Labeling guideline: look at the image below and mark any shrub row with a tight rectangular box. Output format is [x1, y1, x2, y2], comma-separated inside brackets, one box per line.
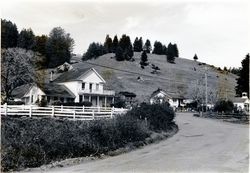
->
[1, 103, 175, 171]
[1, 115, 149, 171]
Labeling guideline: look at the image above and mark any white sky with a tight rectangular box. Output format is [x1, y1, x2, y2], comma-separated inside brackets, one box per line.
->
[1, 0, 250, 68]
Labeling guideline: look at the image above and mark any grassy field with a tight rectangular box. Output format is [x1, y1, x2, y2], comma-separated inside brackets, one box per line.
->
[48, 53, 237, 103]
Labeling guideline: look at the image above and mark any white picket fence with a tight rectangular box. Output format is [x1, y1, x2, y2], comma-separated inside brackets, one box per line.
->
[0, 104, 128, 120]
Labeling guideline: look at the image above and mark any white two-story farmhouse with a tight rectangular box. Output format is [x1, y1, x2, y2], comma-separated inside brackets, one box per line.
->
[12, 68, 115, 107]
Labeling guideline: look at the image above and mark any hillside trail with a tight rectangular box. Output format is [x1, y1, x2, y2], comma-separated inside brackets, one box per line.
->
[26, 113, 249, 173]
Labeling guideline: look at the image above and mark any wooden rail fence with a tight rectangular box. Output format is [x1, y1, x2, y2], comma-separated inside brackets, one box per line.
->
[0, 104, 128, 120]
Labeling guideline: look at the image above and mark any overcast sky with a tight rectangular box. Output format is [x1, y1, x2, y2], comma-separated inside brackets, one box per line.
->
[1, 0, 249, 68]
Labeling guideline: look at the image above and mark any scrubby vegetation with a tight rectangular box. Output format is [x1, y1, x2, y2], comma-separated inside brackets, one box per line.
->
[1, 103, 177, 172]
[214, 99, 234, 113]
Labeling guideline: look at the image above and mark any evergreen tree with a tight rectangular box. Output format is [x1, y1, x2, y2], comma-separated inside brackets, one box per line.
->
[140, 50, 148, 66]
[17, 28, 36, 50]
[138, 37, 143, 52]
[112, 35, 119, 53]
[82, 42, 106, 60]
[133, 37, 140, 52]
[1, 19, 18, 48]
[143, 39, 152, 53]
[46, 27, 74, 68]
[34, 35, 48, 55]
[166, 43, 175, 63]
[235, 54, 249, 97]
[193, 54, 198, 61]
[118, 34, 134, 61]
[115, 46, 124, 61]
[162, 45, 168, 54]
[152, 41, 163, 55]
[172, 43, 179, 57]
[104, 34, 113, 53]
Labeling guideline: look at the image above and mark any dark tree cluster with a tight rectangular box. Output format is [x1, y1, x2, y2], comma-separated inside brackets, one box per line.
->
[235, 54, 249, 97]
[83, 42, 106, 60]
[133, 37, 143, 52]
[1, 19, 74, 68]
[140, 50, 149, 68]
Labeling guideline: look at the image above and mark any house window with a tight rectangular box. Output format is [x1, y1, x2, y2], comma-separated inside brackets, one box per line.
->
[60, 97, 64, 102]
[82, 83, 85, 90]
[47, 96, 50, 103]
[54, 97, 58, 101]
[79, 95, 83, 102]
[96, 84, 99, 91]
[89, 83, 93, 92]
[31, 95, 33, 103]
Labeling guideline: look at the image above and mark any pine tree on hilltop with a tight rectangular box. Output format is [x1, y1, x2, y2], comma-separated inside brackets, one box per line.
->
[112, 35, 119, 53]
[133, 37, 139, 52]
[193, 54, 198, 61]
[115, 46, 124, 61]
[140, 50, 148, 67]
[138, 37, 143, 52]
[143, 39, 152, 53]
[104, 34, 113, 53]
[152, 41, 163, 55]
[172, 44, 179, 57]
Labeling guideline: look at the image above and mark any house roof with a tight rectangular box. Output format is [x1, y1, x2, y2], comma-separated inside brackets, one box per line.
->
[232, 97, 249, 103]
[11, 84, 33, 98]
[40, 83, 75, 98]
[150, 88, 172, 99]
[53, 67, 105, 83]
[12, 83, 75, 98]
[119, 91, 136, 97]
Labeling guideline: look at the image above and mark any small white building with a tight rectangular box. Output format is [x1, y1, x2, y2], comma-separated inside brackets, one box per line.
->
[12, 68, 115, 107]
[149, 88, 184, 109]
[232, 92, 249, 112]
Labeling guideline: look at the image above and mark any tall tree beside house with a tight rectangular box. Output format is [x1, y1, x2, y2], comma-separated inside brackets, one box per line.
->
[112, 35, 119, 53]
[46, 27, 74, 68]
[235, 53, 249, 97]
[104, 34, 113, 53]
[1, 48, 36, 103]
[17, 28, 36, 50]
[1, 19, 18, 48]
[143, 39, 152, 53]
[34, 35, 48, 56]
[193, 54, 198, 61]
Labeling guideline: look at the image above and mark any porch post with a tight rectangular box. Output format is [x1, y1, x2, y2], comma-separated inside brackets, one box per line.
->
[89, 95, 91, 102]
[112, 97, 115, 104]
[104, 96, 107, 108]
[97, 96, 100, 107]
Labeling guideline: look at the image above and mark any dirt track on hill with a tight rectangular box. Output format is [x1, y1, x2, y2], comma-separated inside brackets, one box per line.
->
[27, 113, 249, 173]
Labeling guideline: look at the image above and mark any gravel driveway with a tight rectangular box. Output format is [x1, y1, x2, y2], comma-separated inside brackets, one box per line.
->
[28, 113, 249, 173]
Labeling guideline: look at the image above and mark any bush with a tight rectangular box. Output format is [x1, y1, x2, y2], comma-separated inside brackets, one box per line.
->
[126, 103, 175, 131]
[214, 100, 234, 113]
[6, 100, 25, 105]
[52, 101, 92, 107]
[1, 115, 149, 171]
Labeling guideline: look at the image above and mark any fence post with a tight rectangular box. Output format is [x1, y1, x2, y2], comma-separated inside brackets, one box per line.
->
[82, 105, 85, 112]
[4, 103, 7, 116]
[98, 106, 100, 113]
[73, 110, 76, 120]
[92, 110, 95, 120]
[61, 105, 63, 112]
[51, 106, 54, 117]
[111, 106, 114, 118]
[29, 105, 32, 117]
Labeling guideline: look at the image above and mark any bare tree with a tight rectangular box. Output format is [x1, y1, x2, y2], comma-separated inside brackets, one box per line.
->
[1, 48, 37, 103]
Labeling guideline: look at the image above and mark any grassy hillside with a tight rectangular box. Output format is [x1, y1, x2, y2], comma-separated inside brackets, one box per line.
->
[56, 53, 237, 103]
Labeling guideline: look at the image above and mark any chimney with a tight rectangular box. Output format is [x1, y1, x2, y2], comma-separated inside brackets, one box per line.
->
[50, 71, 53, 83]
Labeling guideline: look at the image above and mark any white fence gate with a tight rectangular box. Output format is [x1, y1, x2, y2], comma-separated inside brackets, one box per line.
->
[0, 104, 128, 120]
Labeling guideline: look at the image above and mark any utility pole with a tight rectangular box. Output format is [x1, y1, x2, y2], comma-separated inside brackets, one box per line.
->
[205, 67, 208, 112]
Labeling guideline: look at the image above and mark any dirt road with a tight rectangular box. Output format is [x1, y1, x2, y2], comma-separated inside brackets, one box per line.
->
[33, 113, 249, 172]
